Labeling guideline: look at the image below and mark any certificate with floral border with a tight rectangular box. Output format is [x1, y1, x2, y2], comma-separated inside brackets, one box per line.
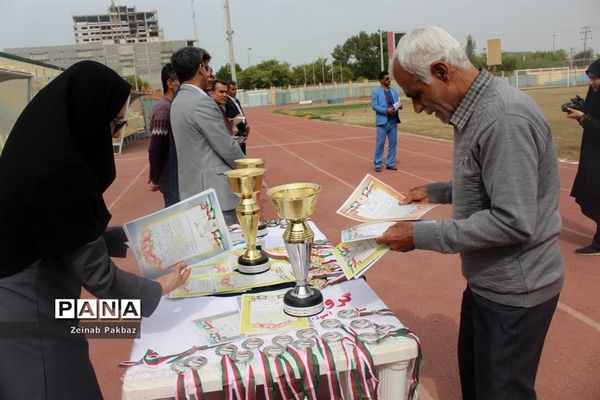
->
[190, 311, 245, 346]
[333, 239, 389, 279]
[123, 188, 232, 279]
[340, 221, 396, 242]
[239, 289, 309, 335]
[336, 174, 437, 222]
[168, 259, 296, 298]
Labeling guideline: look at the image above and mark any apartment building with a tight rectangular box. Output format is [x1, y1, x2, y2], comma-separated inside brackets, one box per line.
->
[73, 2, 163, 44]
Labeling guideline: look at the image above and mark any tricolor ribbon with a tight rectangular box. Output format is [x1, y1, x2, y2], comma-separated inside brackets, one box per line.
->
[353, 337, 379, 399]
[119, 346, 200, 368]
[258, 351, 277, 400]
[191, 368, 205, 400]
[390, 328, 423, 400]
[221, 355, 245, 400]
[286, 345, 318, 400]
[231, 360, 256, 400]
[175, 372, 188, 400]
[274, 354, 303, 400]
[173, 368, 206, 400]
[315, 336, 343, 399]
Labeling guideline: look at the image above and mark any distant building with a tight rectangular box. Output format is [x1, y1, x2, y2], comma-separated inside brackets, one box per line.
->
[0, 52, 64, 153]
[6, 40, 196, 89]
[72, 2, 163, 45]
[5, 2, 196, 89]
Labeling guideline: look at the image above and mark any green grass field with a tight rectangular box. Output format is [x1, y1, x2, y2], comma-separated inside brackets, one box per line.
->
[274, 85, 588, 161]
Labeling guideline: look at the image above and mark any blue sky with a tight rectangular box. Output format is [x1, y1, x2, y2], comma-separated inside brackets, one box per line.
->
[1, 0, 598, 70]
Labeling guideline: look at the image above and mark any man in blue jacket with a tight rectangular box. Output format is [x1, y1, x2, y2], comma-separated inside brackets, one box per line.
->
[371, 70, 402, 172]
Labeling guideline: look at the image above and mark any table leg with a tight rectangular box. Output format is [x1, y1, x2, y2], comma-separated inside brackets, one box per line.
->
[338, 360, 411, 400]
[377, 360, 411, 400]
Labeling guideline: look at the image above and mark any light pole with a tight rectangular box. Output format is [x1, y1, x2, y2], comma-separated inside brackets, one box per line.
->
[191, 0, 198, 43]
[247, 47, 252, 66]
[223, 0, 236, 81]
[552, 34, 556, 51]
[379, 27, 384, 71]
[320, 52, 325, 84]
[303, 63, 307, 86]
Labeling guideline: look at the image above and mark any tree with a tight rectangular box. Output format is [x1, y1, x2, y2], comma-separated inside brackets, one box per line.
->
[465, 35, 476, 61]
[573, 49, 595, 67]
[215, 63, 242, 81]
[331, 31, 385, 80]
[124, 75, 149, 91]
[237, 60, 292, 89]
[290, 64, 309, 86]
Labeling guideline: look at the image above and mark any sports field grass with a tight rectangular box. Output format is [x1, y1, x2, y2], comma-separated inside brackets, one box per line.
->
[274, 85, 588, 161]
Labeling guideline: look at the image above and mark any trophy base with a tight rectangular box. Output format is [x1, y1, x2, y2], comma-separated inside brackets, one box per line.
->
[237, 247, 270, 275]
[283, 290, 324, 317]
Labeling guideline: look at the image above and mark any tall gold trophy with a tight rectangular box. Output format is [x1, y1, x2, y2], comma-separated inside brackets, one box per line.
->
[224, 168, 270, 274]
[266, 183, 324, 317]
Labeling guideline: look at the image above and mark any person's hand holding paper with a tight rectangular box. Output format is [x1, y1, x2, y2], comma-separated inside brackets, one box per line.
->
[375, 222, 415, 252]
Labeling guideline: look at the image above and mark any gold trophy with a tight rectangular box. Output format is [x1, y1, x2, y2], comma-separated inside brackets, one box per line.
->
[266, 183, 324, 317]
[235, 158, 265, 169]
[234, 158, 267, 233]
[224, 168, 270, 274]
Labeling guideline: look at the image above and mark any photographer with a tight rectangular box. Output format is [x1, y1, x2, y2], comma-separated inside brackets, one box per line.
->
[566, 58, 600, 256]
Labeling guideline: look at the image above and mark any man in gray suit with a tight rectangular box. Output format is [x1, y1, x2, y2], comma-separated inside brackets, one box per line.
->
[170, 47, 245, 225]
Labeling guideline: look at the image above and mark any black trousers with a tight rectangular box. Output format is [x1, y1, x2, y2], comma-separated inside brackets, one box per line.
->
[458, 287, 559, 400]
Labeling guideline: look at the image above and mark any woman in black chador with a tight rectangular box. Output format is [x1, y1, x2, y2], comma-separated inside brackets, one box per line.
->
[0, 61, 189, 399]
[567, 58, 600, 255]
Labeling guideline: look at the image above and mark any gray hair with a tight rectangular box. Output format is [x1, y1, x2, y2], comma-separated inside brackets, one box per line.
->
[393, 26, 471, 84]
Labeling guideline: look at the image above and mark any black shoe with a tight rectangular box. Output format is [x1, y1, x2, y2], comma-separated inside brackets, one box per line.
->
[575, 245, 600, 256]
[374, 167, 382, 172]
[386, 165, 398, 170]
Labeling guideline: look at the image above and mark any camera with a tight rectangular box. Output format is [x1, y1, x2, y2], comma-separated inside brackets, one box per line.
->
[561, 95, 585, 112]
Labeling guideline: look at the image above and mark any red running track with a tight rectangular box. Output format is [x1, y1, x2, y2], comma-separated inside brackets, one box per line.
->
[95, 105, 599, 399]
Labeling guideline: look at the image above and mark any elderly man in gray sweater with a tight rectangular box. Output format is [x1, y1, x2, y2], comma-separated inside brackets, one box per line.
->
[377, 26, 564, 400]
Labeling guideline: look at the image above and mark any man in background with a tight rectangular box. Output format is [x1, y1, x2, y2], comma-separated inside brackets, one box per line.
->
[147, 63, 180, 207]
[376, 25, 564, 400]
[211, 79, 235, 136]
[225, 80, 249, 154]
[371, 70, 401, 172]
[170, 47, 245, 225]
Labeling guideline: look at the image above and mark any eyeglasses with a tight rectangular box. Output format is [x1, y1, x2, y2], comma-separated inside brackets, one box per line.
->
[112, 117, 127, 135]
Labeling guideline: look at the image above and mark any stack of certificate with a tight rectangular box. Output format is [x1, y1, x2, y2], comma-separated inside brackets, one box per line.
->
[334, 174, 437, 279]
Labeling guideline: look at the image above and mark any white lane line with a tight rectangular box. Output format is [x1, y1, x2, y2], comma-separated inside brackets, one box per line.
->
[319, 139, 437, 183]
[264, 112, 581, 169]
[562, 225, 592, 240]
[258, 121, 453, 165]
[256, 119, 577, 192]
[115, 155, 149, 162]
[557, 302, 600, 333]
[107, 164, 148, 211]
[252, 127, 356, 189]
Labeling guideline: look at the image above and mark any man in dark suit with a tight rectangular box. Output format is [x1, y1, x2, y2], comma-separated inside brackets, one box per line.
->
[371, 70, 402, 172]
[225, 80, 249, 154]
[170, 47, 245, 225]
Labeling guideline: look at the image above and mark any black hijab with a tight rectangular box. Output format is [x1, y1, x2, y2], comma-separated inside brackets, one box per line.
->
[586, 58, 600, 79]
[0, 61, 131, 277]
[584, 59, 600, 119]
